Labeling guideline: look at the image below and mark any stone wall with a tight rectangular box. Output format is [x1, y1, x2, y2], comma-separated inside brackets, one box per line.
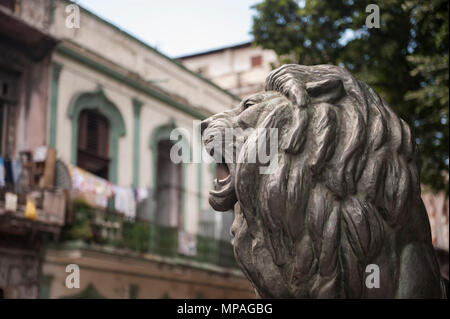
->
[0, 246, 41, 299]
[42, 245, 255, 299]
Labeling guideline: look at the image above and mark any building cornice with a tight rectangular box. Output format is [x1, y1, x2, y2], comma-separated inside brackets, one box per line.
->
[177, 41, 253, 60]
[59, 0, 241, 102]
[55, 41, 211, 120]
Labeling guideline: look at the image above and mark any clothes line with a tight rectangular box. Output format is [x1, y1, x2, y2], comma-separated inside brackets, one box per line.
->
[1, 152, 150, 220]
[67, 163, 149, 219]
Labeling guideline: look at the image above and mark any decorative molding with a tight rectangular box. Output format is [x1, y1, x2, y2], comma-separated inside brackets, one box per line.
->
[132, 98, 143, 187]
[132, 98, 143, 116]
[67, 87, 126, 184]
[60, 0, 240, 102]
[48, 0, 56, 26]
[49, 62, 62, 148]
[46, 240, 245, 277]
[56, 44, 209, 120]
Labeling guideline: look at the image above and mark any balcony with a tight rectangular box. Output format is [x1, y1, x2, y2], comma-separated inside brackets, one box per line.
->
[0, 188, 65, 238]
[61, 200, 238, 269]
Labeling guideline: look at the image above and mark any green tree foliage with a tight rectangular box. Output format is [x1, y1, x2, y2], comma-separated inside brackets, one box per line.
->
[251, 0, 449, 193]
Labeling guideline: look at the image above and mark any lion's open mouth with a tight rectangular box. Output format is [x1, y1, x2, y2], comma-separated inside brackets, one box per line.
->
[216, 163, 229, 180]
[208, 157, 237, 212]
[212, 163, 232, 196]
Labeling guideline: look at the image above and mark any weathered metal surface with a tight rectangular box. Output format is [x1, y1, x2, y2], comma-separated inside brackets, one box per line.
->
[202, 64, 446, 298]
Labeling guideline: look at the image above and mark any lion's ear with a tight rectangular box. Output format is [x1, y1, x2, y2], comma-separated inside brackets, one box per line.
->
[283, 109, 308, 154]
[306, 78, 345, 104]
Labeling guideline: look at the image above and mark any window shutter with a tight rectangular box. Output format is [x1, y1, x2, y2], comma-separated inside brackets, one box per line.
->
[85, 112, 100, 153]
[77, 110, 110, 179]
[78, 110, 109, 157]
[251, 55, 263, 68]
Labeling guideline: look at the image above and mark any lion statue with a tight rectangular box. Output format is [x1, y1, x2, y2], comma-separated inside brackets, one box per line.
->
[201, 64, 446, 298]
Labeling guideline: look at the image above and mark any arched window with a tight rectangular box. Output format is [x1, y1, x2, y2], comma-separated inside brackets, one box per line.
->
[77, 110, 110, 179]
[68, 87, 126, 183]
[155, 139, 183, 228]
[149, 122, 190, 229]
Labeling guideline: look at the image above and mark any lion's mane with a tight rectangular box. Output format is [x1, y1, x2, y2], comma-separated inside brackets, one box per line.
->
[232, 64, 442, 298]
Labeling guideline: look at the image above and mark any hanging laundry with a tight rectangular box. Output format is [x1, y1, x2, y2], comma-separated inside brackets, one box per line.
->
[25, 197, 37, 221]
[178, 230, 197, 256]
[0, 157, 5, 188]
[137, 187, 149, 202]
[4, 159, 13, 185]
[11, 160, 22, 193]
[68, 164, 113, 209]
[4, 192, 18, 212]
[112, 185, 136, 220]
[33, 145, 48, 162]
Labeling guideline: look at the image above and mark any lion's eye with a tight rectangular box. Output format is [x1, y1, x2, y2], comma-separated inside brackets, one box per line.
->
[243, 101, 255, 110]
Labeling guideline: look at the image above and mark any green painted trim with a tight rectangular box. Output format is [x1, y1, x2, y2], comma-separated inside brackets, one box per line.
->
[129, 284, 139, 299]
[149, 121, 190, 233]
[60, 0, 240, 102]
[132, 98, 143, 187]
[49, 0, 56, 26]
[67, 86, 126, 184]
[49, 62, 62, 148]
[56, 44, 209, 120]
[39, 274, 53, 299]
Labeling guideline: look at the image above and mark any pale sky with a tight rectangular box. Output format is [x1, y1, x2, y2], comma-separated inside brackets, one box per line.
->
[75, 0, 260, 58]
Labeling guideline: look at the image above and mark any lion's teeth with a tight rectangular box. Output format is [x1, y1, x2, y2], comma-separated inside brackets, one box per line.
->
[217, 174, 231, 186]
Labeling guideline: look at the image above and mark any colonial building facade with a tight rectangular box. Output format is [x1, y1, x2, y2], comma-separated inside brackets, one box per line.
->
[0, 0, 254, 298]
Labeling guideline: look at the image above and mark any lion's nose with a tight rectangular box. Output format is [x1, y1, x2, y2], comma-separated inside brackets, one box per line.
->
[200, 119, 210, 135]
